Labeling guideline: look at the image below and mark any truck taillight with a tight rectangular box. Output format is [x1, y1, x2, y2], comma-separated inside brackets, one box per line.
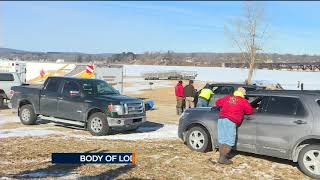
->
[108, 104, 113, 112]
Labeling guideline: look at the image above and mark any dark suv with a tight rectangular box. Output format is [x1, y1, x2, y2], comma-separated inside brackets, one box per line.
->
[179, 90, 320, 178]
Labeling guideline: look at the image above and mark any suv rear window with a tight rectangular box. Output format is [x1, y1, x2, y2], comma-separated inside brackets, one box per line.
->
[213, 86, 234, 95]
[244, 87, 257, 92]
[266, 96, 306, 116]
[0, 73, 14, 81]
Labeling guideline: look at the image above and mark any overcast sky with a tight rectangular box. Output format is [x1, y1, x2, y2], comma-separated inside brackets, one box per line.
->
[2, 1, 320, 55]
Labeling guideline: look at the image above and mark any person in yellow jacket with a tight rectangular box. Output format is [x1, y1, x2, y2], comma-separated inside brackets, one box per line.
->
[197, 83, 214, 107]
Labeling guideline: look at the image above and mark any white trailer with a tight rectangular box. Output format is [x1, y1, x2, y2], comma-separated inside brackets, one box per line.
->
[0, 61, 124, 94]
[0, 61, 27, 83]
[94, 64, 124, 94]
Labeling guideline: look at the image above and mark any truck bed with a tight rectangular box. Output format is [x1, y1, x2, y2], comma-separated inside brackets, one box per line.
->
[10, 84, 43, 113]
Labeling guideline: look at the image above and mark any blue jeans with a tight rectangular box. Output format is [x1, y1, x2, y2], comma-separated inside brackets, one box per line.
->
[197, 98, 208, 107]
[218, 118, 236, 146]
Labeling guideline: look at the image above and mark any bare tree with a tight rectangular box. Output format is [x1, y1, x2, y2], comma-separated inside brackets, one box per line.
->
[225, 2, 270, 84]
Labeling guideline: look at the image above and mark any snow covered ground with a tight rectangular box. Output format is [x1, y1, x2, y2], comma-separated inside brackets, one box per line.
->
[124, 65, 320, 90]
[0, 114, 20, 126]
[0, 115, 178, 141]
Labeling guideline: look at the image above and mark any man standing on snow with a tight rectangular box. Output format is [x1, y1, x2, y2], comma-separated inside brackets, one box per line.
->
[215, 87, 253, 165]
[175, 80, 184, 115]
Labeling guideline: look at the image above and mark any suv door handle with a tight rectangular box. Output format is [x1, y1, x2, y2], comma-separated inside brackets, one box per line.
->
[294, 120, 307, 125]
[57, 97, 63, 100]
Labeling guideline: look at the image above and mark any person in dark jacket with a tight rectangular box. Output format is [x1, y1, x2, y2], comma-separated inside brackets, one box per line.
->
[215, 87, 253, 165]
[184, 80, 195, 109]
[175, 80, 184, 115]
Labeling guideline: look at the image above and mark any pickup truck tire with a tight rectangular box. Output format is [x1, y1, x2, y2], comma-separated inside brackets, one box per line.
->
[186, 126, 211, 153]
[298, 144, 320, 179]
[19, 104, 37, 125]
[88, 112, 110, 136]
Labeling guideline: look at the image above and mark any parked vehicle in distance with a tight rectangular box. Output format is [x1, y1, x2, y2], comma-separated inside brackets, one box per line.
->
[0, 72, 23, 107]
[10, 76, 146, 135]
[194, 83, 266, 106]
[143, 71, 197, 80]
[178, 90, 320, 178]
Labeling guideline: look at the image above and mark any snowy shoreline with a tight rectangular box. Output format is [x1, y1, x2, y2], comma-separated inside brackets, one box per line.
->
[124, 65, 320, 90]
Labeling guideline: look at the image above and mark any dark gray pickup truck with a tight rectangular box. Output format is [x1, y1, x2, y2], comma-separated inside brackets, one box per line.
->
[10, 76, 146, 136]
[179, 90, 320, 178]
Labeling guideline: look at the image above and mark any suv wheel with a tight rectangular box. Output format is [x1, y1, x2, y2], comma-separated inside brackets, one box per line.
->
[186, 126, 211, 152]
[298, 144, 320, 179]
[88, 112, 110, 136]
[19, 104, 37, 125]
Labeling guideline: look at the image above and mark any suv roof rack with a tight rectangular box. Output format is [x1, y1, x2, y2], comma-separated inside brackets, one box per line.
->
[250, 89, 320, 95]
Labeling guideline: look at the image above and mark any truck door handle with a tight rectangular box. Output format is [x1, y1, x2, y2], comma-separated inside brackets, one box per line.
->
[294, 120, 307, 124]
[57, 97, 63, 100]
[40, 94, 46, 98]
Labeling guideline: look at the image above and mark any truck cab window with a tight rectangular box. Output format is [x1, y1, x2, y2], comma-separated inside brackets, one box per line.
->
[266, 96, 306, 116]
[45, 78, 61, 92]
[96, 81, 118, 95]
[82, 83, 94, 95]
[63, 81, 80, 97]
[80, 80, 119, 96]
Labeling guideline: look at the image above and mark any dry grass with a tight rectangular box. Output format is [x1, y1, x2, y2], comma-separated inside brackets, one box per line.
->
[0, 136, 309, 179]
[0, 79, 311, 179]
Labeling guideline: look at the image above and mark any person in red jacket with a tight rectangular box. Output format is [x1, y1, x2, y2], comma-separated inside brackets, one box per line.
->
[175, 80, 184, 115]
[215, 87, 253, 165]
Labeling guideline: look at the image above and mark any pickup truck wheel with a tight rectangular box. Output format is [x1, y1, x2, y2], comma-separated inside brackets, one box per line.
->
[186, 126, 211, 152]
[88, 112, 110, 136]
[298, 144, 320, 179]
[19, 104, 37, 125]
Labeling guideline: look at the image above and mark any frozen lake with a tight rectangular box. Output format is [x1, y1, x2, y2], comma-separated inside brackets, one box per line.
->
[124, 65, 320, 90]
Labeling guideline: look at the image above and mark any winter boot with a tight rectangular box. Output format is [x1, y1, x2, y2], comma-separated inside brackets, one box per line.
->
[226, 148, 236, 159]
[176, 108, 183, 115]
[218, 144, 233, 165]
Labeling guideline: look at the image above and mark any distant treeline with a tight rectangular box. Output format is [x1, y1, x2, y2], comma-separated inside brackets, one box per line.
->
[1, 48, 320, 66]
